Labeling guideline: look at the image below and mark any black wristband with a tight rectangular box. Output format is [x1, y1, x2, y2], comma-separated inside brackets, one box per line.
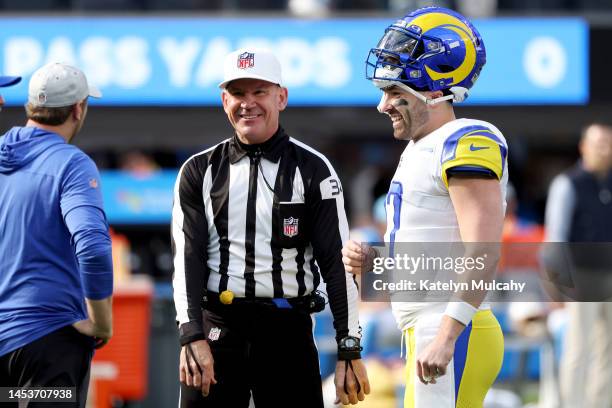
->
[178, 321, 205, 346]
[180, 333, 206, 347]
[338, 349, 362, 361]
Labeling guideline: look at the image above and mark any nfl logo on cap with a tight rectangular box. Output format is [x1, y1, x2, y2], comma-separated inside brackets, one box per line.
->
[237, 52, 255, 69]
[219, 48, 282, 89]
[283, 217, 299, 238]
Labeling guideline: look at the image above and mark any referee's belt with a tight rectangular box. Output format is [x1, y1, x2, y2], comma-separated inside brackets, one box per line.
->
[205, 291, 324, 313]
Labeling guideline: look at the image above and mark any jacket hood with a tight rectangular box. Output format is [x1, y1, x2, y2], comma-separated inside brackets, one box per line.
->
[0, 126, 65, 173]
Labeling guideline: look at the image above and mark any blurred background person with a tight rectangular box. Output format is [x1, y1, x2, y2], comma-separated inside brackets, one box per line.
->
[324, 195, 403, 407]
[118, 150, 160, 177]
[544, 123, 612, 408]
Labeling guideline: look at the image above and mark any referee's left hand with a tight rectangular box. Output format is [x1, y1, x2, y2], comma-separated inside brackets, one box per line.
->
[334, 359, 370, 405]
[179, 340, 217, 396]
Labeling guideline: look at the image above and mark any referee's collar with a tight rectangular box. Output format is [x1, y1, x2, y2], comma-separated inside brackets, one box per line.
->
[229, 127, 288, 164]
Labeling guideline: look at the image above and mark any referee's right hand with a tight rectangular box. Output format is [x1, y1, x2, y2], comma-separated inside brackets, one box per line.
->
[180, 339, 217, 397]
[342, 240, 377, 275]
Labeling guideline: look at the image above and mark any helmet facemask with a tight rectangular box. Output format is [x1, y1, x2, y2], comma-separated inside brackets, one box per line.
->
[366, 8, 486, 104]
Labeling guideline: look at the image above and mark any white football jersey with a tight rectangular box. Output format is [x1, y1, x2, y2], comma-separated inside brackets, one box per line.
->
[384, 118, 508, 330]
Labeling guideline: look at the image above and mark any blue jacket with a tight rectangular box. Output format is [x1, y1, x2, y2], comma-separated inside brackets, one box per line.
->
[0, 126, 113, 356]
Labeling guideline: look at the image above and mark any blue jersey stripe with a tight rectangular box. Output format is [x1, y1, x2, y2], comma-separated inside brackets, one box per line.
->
[387, 181, 403, 257]
[453, 322, 473, 404]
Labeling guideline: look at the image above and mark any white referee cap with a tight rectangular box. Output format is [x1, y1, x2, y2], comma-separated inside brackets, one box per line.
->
[28, 62, 101, 108]
[218, 48, 283, 89]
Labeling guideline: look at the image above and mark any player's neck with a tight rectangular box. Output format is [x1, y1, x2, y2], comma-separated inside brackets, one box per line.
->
[415, 107, 456, 142]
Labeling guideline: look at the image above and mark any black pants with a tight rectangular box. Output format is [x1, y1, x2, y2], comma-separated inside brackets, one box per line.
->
[180, 301, 324, 408]
[0, 325, 95, 408]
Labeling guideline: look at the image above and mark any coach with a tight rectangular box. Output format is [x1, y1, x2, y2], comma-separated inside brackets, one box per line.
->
[545, 123, 612, 408]
[172, 48, 369, 407]
[0, 63, 113, 407]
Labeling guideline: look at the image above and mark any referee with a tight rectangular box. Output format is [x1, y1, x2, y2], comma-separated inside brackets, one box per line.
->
[172, 49, 370, 407]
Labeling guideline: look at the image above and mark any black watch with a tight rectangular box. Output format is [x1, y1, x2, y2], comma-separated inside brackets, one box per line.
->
[338, 336, 362, 361]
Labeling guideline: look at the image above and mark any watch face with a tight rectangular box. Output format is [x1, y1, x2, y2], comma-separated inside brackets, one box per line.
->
[344, 338, 357, 348]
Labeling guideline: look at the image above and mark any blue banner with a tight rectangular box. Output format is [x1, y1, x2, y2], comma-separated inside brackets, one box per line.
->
[0, 17, 588, 105]
[101, 170, 176, 224]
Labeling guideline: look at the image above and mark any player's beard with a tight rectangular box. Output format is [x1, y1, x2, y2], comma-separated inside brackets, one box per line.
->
[391, 98, 429, 141]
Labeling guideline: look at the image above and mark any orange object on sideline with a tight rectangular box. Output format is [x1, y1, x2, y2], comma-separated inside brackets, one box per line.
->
[91, 278, 154, 407]
[109, 228, 132, 283]
[499, 215, 545, 272]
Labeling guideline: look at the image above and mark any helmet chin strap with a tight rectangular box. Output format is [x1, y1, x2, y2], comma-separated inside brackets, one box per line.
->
[395, 82, 455, 106]
[373, 79, 457, 105]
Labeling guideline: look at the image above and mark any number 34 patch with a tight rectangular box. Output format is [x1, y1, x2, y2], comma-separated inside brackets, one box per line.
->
[319, 176, 343, 200]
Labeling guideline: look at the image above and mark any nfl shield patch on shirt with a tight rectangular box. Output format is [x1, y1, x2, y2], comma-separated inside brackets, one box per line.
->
[283, 217, 299, 237]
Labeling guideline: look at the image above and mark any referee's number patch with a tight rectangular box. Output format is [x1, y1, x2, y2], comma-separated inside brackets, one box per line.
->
[320, 176, 342, 200]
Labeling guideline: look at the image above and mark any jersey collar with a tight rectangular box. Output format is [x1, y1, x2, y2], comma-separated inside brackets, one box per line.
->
[229, 126, 288, 164]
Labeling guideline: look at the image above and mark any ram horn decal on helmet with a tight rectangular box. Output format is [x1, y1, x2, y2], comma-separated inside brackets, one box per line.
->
[365, 6, 486, 103]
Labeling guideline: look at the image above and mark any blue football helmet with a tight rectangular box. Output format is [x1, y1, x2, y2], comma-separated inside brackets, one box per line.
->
[366, 7, 486, 104]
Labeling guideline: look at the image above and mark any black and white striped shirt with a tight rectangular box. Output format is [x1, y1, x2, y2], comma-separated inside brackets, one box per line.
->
[172, 127, 360, 346]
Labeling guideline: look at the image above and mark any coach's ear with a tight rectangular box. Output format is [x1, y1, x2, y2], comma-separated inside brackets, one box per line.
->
[73, 98, 88, 121]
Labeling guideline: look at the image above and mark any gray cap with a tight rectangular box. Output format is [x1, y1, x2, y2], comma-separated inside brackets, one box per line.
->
[28, 63, 101, 108]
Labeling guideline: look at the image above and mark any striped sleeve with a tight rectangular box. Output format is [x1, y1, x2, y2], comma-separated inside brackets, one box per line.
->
[172, 154, 210, 346]
[297, 141, 361, 344]
[440, 125, 508, 189]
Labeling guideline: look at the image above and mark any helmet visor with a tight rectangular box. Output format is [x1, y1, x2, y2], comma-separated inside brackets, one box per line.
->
[376, 28, 419, 57]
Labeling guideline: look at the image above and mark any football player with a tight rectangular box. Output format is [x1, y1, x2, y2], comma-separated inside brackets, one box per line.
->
[343, 7, 507, 407]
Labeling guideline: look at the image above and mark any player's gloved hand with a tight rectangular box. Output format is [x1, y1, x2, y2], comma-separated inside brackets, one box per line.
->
[179, 339, 217, 397]
[334, 359, 370, 405]
[342, 240, 377, 275]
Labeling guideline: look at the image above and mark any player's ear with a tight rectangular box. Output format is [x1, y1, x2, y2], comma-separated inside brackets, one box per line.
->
[428, 90, 444, 101]
[277, 86, 288, 111]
